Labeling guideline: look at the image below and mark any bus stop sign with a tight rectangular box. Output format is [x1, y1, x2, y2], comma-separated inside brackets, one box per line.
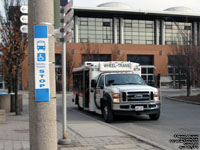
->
[34, 25, 50, 102]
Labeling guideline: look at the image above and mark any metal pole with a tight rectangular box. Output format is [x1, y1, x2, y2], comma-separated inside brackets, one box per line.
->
[28, 0, 57, 149]
[62, 9, 68, 140]
[58, 0, 71, 144]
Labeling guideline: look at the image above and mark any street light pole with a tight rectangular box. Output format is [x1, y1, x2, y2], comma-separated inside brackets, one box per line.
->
[28, 0, 57, 149]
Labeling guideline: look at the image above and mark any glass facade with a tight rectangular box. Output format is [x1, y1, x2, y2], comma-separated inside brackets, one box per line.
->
[75, 13, 200, 46]
[78, 17, 113, 43]
[165, 21, 192, 45]
[124, 19, 154, 44]
[75, 15, 198, 46]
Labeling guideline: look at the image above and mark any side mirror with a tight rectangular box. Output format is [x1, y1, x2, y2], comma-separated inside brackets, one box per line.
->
[91, 80, 97, 88]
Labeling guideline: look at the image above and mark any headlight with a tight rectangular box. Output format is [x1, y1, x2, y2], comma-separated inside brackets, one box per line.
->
[113, 93, 120, 103]
[154, 92, 159, 101]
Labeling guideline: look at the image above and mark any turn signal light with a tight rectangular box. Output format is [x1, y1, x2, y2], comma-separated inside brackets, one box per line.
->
[113, 93, 119, 98]
[154, 92, 159, 101]
[113, 93, 120, 103]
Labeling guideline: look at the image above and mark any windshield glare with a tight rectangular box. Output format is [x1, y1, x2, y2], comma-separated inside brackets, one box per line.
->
[105, 74, 146, 86]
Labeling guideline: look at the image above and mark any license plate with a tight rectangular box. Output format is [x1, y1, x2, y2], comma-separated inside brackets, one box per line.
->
[135, 106, 144, 111]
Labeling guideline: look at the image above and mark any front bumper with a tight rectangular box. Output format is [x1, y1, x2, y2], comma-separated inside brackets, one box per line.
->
[112, 101, 161, 116]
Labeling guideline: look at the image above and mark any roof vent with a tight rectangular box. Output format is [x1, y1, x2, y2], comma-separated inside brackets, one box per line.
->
[164, 6, 194, 13]
[97, 2, 132, 9]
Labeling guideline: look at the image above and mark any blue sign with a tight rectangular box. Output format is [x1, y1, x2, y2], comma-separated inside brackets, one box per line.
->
[34, 25, 48, 38]
[37, 53, 46, 61]
[34, 25, 50, 102]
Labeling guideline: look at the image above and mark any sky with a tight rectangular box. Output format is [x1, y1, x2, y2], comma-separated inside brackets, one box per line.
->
[73, 0, 200, 13]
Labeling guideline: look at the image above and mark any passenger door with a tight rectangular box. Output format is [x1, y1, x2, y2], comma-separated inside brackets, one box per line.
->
[95, 75, 104, 108]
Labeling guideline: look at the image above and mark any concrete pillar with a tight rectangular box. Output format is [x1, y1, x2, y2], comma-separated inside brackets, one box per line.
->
[193, 22, 198, 46]
[74, 16, 79, 43]
[161, 20, 165, 45]
[120, 18, 124, 44]
[113, 17, 117, 44]
[155, 20, 160, 45]
[28, 0, 57, 149]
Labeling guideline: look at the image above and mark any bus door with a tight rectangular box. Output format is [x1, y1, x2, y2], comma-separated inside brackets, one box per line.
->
[83, 69, 89, 108]
[94, 75, 104, 108]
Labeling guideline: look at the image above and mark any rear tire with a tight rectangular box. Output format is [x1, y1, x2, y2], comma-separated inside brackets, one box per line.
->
[102, 101, 113, 123]
[149, 110, 160, 120]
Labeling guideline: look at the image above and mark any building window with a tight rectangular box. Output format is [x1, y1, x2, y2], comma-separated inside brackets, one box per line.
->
[168, 55, 187, 87]
[184, 26, 191, 30]
[55, 54, 61, 66]
[124, 19, 155, 45]
[146, 40, 153, 44]
[165, 21, 192, 45]
[124, 23, 132, 28]
[78, 17, 113, 44]
[80, 21, 88, 26]
[55, 67, 62, 81]
[55, 54, 62, 82]
[127, 55, 154, 65]
[168, 66, 187, 87]
[146, 24, 153, 28]
[103, 22, 111, 27]
[141, 67, 155, 86]
[166, 25, 172, 29]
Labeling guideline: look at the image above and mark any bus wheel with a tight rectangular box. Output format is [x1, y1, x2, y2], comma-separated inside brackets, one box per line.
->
[149, 110, 160, 120]
[102, 101, 113, 123]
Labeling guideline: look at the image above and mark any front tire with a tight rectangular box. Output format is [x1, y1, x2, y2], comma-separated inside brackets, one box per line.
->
[102, 101, 113, 123]
[149, 110, 160, 120]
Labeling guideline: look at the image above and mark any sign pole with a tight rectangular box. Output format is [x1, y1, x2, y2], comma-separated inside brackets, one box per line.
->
[28, 0, 57, 149]
[58, 0, 72, 145]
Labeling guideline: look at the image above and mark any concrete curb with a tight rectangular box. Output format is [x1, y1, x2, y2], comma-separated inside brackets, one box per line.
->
[69, 108, 169, 150]
[166, 95, 200, 105]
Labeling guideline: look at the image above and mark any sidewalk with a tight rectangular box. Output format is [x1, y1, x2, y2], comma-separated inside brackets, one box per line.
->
[0, 91, 162, 150]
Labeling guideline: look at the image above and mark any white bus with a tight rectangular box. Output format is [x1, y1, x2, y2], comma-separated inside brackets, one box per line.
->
[72, 61, 161, 123]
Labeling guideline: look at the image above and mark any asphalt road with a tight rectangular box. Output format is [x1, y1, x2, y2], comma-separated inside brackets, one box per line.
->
[66, 89, 200, 150]
[110, 89, 200, 150]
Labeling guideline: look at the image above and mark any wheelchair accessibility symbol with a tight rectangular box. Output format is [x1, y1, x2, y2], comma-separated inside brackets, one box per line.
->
[37, 53, 46, 61]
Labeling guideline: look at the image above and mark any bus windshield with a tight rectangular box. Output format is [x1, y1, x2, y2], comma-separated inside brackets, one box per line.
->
[105, 74, 146, 86]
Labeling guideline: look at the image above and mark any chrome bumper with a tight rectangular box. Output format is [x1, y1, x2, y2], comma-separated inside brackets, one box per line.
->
[112, 101, 161, 111]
